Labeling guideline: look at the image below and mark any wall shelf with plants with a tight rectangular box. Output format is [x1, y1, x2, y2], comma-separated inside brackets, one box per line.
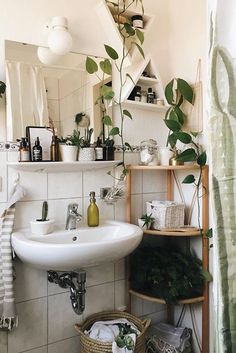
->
[7, 160, 120, 173]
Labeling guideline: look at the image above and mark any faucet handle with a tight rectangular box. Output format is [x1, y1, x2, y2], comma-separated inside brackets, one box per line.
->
[68, 203, 78, 213]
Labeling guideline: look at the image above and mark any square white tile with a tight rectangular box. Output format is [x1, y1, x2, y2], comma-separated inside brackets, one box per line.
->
[131, 170, 143, 194]
[8, 298, 47, 353]
[48, 172, 82, 199]
[47, 198, 83, 227]
[48, 336, 80, 353]
[131, 296, 143, 317]
[115, 280, 126, 311]
[86, 262, 114, 287]
[0, 331, 7, 353]
[83, 168, 114, 198]
[14, 259, 47, 303]
[142, 300, 165, 316]
[48, 292, 83, 343]
[83, 282, 115, 319]
[143, 170, 167, 194]
[114, 198, 126, 222]
[14, 201, 47, 229]
[115, 258, 126, 281]
[21, 347, 47, 353]
[131, 194, 143, 225]
[8, 169, 47, 201]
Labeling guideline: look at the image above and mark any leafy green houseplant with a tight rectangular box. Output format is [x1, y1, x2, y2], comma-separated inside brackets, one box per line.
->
[59, 130, 82, 162]
[30, 201, 55, 235]
[79, 128, 95, 161]
[138, 213, 154, 230]
[130, 244, 212, 304]
[85, 0, 145, 180]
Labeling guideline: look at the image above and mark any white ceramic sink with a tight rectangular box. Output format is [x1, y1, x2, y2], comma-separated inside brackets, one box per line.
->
[11, 221, 143, 271]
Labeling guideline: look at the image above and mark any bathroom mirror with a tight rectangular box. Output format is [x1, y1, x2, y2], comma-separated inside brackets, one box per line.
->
[5, 40, 112, 142]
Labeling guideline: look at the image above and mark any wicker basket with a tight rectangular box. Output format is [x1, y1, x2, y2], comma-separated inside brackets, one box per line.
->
[75, 311, 151, 353]
[146, 200, 185, 230]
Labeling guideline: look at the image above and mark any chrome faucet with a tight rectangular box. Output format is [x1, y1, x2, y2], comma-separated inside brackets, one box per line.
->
[65, 203, 82, 230]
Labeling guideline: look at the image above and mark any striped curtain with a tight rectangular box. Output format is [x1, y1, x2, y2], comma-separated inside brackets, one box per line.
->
[210, 1, 236, 352]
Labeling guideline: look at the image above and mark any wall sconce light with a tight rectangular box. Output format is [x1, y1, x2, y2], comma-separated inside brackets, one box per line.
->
[48, 16, 72, 55]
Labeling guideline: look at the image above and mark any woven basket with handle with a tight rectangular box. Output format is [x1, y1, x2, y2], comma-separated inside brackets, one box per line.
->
[75, 311, 151, 353]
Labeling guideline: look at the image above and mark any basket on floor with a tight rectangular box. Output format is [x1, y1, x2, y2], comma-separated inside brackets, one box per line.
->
[75, 311, 151, 353]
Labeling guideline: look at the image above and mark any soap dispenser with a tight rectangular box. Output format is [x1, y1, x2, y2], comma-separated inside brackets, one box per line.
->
[87, 191, 99, 227]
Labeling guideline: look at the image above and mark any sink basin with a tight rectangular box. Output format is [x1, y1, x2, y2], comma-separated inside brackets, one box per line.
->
[11, 221, 143, 271]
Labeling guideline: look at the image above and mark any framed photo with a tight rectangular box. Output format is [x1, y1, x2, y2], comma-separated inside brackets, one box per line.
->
[26, 126, 53, 161]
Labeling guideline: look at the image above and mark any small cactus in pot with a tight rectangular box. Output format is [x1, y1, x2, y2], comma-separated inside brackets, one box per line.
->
[31, 201, 54, 235]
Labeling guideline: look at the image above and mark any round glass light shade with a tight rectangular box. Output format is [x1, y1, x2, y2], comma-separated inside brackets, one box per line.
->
[48, 28, 72, 55]
[37, 47, 61, 65]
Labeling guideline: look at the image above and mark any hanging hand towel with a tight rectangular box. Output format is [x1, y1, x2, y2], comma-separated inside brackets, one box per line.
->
[0, 183, 26, 330]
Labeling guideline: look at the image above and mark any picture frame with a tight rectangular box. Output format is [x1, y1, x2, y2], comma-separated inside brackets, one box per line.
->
[26, 126, 53, 161]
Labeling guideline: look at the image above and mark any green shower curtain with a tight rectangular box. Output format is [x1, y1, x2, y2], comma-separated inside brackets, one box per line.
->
[210, 1, 236, 352]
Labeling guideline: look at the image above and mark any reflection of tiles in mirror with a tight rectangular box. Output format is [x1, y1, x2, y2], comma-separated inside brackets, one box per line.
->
[0, 142, 19, 152]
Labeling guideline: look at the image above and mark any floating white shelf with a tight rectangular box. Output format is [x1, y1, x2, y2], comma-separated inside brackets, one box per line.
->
[122, 100, 168, 112]
[7, 161, 120, 173]
[137, 76, 159, 86]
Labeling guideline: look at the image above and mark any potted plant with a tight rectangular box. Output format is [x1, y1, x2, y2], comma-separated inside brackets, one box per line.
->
[79, 127, 95, 161]
[138, 213, 154, 230]
[30, 201, 54, 235]
[59, 130, 81, 162]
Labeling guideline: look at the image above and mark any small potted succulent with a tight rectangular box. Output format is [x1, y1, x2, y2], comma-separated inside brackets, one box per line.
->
[138, 213, 154, 230]
[79, 127, 95, 161]
[59, 130, 81, 162]
[30, 201, 54, 235]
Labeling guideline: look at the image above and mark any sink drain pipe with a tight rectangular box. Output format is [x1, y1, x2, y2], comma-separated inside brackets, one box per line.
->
[47, 270, 86, 315]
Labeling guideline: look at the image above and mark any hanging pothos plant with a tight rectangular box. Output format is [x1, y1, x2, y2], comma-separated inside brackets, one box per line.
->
[85, 0, 145, 181]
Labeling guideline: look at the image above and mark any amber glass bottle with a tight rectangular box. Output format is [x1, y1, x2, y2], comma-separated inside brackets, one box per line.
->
[87, 191, 99, 227]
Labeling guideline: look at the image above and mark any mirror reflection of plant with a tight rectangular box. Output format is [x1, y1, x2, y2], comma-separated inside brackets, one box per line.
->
[85, 0, 145, 180]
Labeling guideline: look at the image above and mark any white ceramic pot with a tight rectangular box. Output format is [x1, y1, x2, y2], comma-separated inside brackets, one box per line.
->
[159, 147, 174, 166]
[60, 145, 78, 162]
[79, 147, 95, 161]
[30, 219, 55, 235]
[138, 218, 148, 230]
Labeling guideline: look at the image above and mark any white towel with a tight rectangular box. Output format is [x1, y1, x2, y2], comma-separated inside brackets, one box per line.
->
[85, 318, 139, 353]
[0, 183, 26, 330]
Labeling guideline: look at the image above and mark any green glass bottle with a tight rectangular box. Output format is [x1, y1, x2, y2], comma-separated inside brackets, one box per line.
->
[87, 191, 99, 227]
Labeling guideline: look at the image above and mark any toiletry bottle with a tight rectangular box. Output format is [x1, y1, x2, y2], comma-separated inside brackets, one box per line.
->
[147, 88, 154, 104]
[19, 137, 30, 162]
[87, 191, 99, 227]
[50, 135, 59, 161]
[33, 137, 42, 161]
[95, 137, 104, 161]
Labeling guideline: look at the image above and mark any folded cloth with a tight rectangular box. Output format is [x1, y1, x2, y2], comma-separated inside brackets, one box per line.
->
[0, 183, 26, 330]
[85, 318, 140, 353]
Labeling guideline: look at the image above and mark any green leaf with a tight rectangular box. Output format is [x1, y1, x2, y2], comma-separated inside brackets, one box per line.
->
[100, 85, 115, 100]
[109, 127, 120, 136]
[125, 142, 133, 151]
[136, 28, 144, 44]
[177, 148, 197, 162]
[202, 270, 213, 282]
[190, 131, 199, 138]
[132, 42, 145, 59]
[164, 119, 181, 132]
[86, 57, 98, 74]
[102, 115, 112, 126]
[104, 91, 115, 100]
[175, 131, 192, 144]
[182, 174, 196, 184]
[165, 79, 174, 104]
[123, 109, 132, 119]
[177, 78, 194, 104]
[104, 45, 119, 60]
[168, 133, 177, 149]
[206, 228, 213, 238]
[169, 109, 179, 121]
[99, 59, 112, 75]
[174, 106, 185, 125]
[124, 23, 135, 36]
[197, 151, 207, 166]
[126, 73, 135, 85]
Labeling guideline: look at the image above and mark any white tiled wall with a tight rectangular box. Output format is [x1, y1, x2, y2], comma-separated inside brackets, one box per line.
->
[0, 150, 167, 353]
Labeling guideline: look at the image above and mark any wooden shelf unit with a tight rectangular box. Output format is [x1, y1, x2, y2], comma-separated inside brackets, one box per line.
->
[126, 164, 209, 353]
